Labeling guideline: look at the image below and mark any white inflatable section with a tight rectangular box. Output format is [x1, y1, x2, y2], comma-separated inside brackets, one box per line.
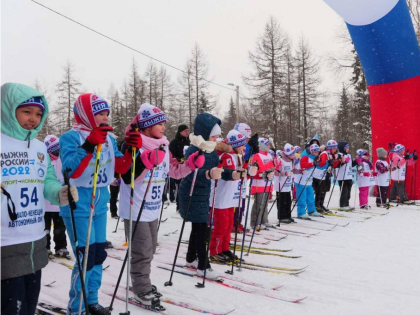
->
[323, 0, 399, 26]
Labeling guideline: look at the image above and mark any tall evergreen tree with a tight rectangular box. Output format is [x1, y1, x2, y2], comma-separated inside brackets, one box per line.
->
[222, 97, 237, 136]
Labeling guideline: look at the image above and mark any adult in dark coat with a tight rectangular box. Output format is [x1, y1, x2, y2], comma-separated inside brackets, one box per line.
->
[168, 125, 190, 205]
[179, 113, 234, 273]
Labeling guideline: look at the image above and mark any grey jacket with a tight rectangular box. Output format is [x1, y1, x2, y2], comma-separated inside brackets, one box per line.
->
[1, 236, 49, 280]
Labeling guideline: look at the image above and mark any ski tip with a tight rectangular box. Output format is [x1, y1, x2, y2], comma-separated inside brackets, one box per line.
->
[224, 309, 236, 315]
[293, 296, 308, 303]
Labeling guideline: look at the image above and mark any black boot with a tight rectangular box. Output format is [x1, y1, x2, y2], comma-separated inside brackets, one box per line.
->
[88, 304, 111, 315]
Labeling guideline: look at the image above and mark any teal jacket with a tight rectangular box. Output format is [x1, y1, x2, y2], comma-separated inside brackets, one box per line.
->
[1, 83, 62, 280]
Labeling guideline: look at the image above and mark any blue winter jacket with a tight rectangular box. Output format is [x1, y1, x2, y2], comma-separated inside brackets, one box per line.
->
[179, 113, 233, 223]
[59, 130, 123, 217]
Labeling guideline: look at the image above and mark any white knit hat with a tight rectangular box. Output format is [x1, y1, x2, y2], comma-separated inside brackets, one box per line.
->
[226, 130, 247, 148]
[209, 123, 222, 137]
[283, 143, 296, 157]
[234, 123, 252, 139]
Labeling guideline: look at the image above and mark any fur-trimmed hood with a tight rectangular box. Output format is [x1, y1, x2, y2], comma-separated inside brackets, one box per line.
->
[216, 141, 233, 155]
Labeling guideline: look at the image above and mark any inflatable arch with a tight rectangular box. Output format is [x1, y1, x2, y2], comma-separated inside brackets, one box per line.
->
[324, 0, 420, 200]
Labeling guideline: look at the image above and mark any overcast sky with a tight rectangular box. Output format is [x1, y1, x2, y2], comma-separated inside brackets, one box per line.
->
[2, 0, 346, 117]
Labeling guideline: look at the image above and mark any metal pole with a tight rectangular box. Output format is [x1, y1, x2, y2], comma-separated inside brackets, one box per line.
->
[236, 86, 240, 123]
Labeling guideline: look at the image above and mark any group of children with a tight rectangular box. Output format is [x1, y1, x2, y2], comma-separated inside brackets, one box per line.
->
[1, 82, 418, 314]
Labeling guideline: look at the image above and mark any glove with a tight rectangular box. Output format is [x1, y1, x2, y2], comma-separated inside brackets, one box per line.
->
[391, 167, 397, 171]
[327, 159, 334, 166]
[59, 185, 79, 206]
[209, 167, 224, 180]
[140, 149, 165, 170]
[356, 158, 362, 164]
[82, 125, 114, 153]
[287, 171, 293, 177]
[124, 130, 142, 150]
[186, 151, 205, 170]
[262, 169, 274, 181]
[248, 165, 258, 177]
[87, 125, 113, 145]
[232, 169, 247, 180]
[363, 172, 371, 177]
[359, 172, 364, 177]
[274, 158, 282, 170]
[248, 133, 259, 155]
[313, 160, 319, 167]
[373, 172, 378, 176]
[345, 157, 351, 163]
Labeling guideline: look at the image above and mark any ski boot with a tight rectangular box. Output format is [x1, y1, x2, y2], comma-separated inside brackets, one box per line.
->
[105, 240, 114, 249]
[223, 250, 243, 262]
[134, 290, 163, 310]
[197, 268, 219, 280]
[87, 303, 111, 315]
[211, 253, 231, 263]
[309, 211, 322, 217]
[297, 213, 311, 220]
[55, 248, 70, 258]
[320, 205, 330, 213]
[186, 259, 198, 269]
[151, 285, 162, 298]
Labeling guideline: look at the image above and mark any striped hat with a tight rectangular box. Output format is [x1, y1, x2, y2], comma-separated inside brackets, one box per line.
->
[226, 130, 247, 148]
[394, 144, 405, 153]
[234, 123, 252, 139]
[137, 103, 167, 129]
[258, 137, 270, 146]
[18, 96, 45, 112]
[309, 144, 320, 154]
[73, 93, 110, 130]
[326, 139, 338, 150]
[44, 135, 60, 153]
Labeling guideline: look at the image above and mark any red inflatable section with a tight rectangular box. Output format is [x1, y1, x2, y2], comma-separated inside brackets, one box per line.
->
[369, 75, 420, 200]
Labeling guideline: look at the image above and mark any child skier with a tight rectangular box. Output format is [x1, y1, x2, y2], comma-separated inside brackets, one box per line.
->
[180, 113, 233, 280]
[292, 146, 303, 201]
[336, 141, 357, 210]
[118, 103, 204, 308]
[209, 130, 255, 262]
[297, 144, 322, 218]
[312, 140, 341, 213]
[250, 139, 275, 230]
[375, 147, 391, 207]
[389, 144, 413, 203]
[1, 83, 78, 315]
[43, 135, 69, 257]
[356, 149, 376, 209]
[275, 143, 295, 224]
[59, 93, 141, 315]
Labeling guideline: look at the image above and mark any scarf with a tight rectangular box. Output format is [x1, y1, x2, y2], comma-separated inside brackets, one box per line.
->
[189, 134, 216, 153]
[49, 153, 59, 161]
[140, 133, 169, 150]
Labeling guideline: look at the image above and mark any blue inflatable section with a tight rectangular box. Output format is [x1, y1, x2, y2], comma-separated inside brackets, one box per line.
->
[347, 0, 420, 85]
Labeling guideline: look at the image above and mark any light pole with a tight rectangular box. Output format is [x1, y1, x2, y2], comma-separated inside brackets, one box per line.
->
[227, 83, 239, 123]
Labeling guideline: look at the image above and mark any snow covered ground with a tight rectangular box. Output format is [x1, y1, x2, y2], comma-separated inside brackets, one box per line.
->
[39, 187, 420, 315]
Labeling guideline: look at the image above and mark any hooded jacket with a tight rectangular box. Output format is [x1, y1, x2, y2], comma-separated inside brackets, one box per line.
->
[169, 130, 191, 162]
[179, 113, 233, 223]
[1, 83, 62, 280]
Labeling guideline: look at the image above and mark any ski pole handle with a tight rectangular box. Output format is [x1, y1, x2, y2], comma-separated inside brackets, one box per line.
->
[63, 168, 77, 211]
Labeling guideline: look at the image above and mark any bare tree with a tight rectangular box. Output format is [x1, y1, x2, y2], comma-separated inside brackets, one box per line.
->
[408, 0, 420, 42]
[34, 79, 54, 139]
[55, 60, 81, 134]
[243, 16, 290, 147]
[295, 36, 321, 141]
[177, 60, 194, 129]
[127, 58, 147, 118]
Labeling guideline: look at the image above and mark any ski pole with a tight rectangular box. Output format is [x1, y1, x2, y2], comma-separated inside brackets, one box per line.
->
[246, 179, 270, 256]
[268, 171, 291, 216]
[290, 166, 317, 214]
[326, 169, 339, 209]
[197, 162, 223, 288]
[63, 169, 90, 315]
[237, 176, 253, 271]
[257, 181, 273, 230]
[226, 155, 245, 275]
[337, 161, 349, 208]
[79, 142, 102, 315]
[112, 216, 120, 233]
[109, 146, 164, 311]
[157, 176, 170, 233]
[164, 151, 202, 287]
[124, 132, 138, 315]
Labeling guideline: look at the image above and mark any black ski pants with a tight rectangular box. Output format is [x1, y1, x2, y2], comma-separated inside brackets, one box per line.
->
[338, 179, 353, 207]
[44, 212, 67, 251]
[109, 184, 120, 216]
[376, 185, 388, 204]
[1, 270, 41, 315]
[277, 192, 292, 220]
[312, 178, 328, 208]
[186, 222, 211, 271]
